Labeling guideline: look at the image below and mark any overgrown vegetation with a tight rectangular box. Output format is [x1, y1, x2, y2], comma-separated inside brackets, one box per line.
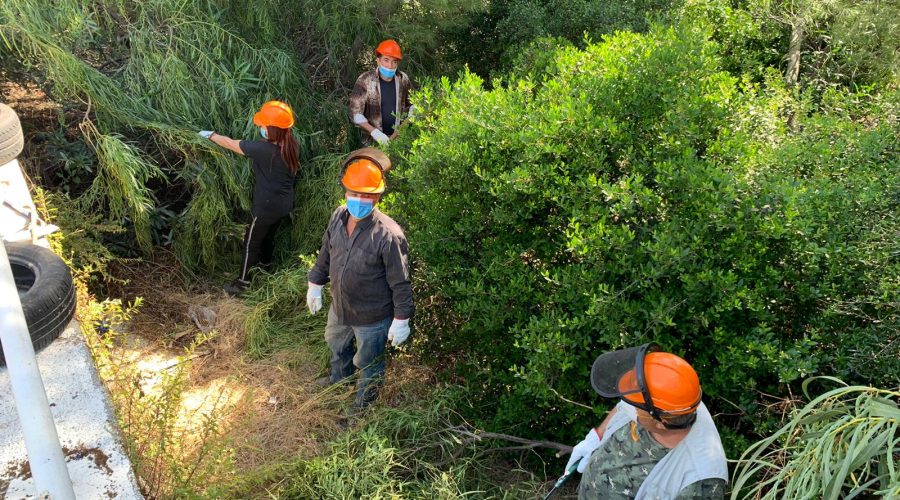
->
[242, 261, 328, 358]
[227, 390, 544, 499]
[76, 274, 544, 498]
[4, 0, 899, 497]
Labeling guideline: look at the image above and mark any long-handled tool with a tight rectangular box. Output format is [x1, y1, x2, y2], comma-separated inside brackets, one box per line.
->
[543, 458, 582, 500]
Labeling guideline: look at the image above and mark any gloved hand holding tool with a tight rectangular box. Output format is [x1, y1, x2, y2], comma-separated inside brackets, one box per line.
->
[306, 282, 323, 314]
[387, 318, 410, 346]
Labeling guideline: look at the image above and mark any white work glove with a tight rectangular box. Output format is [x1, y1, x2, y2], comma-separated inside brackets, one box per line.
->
[306, 282, 323, 315]
[198, 130, 214, 139]
[387, 318, 410, 346]
[565, 427, 602, 474]
[370, 129, 390, 146]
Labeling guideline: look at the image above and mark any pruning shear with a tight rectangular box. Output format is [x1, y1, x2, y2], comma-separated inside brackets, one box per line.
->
[543, 457, 582, 500]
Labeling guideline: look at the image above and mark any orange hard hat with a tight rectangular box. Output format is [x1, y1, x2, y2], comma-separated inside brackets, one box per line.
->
[618, 352, 702, 416]
[375, 39, 403, 60]
[341, 159, 385, 194]
[253, 100, 295, 129]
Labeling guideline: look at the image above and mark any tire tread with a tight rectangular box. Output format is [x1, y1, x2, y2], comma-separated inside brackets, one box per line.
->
[1, 242, 76, 366]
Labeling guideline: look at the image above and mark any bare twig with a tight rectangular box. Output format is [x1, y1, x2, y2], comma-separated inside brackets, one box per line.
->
[81, 95, 92, 125]
[447, 425, 573, 455]
[550, 387, 593, 410]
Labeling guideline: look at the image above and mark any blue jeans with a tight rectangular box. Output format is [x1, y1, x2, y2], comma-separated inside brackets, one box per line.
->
[324, 305, 392, 408]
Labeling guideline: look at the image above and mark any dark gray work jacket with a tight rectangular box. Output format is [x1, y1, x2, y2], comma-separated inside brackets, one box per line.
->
[308, 206, 414, 325]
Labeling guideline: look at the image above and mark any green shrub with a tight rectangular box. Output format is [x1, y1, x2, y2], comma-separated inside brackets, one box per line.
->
[746, 88, 900, 389]
[386, 25, 899, 454]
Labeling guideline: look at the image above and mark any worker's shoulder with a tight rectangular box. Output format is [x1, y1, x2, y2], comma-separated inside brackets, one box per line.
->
[354, 69, 378, 85]
[372, 210, 406, 237]
[329, 205, 348, 222]
[240, 138, 272, 154]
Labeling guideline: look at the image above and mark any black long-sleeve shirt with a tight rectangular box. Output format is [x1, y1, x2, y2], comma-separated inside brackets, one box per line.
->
[239, 140, 295, 220]
[308, 206, 414, 325]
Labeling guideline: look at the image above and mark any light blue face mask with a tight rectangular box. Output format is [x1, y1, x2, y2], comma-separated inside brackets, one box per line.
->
[259, 126, 268, 139]
[378, 65, 397, 79]
[346, 195, 375, 219]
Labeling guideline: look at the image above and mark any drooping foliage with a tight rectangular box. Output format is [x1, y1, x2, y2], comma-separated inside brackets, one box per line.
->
[0, 0, 484, 269]
[732, 378, 900, 499]
[0, 0, 328, 267]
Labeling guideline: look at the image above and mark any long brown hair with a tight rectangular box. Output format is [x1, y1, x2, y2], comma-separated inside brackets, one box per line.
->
[265, 126, 299, 175]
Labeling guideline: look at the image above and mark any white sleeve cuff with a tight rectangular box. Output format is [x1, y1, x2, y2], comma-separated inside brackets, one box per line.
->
[353, 113, 368, 125]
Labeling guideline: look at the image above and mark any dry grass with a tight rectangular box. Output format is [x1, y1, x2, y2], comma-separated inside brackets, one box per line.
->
[99, 251, 442, 482]
[100, 253, 332, 469]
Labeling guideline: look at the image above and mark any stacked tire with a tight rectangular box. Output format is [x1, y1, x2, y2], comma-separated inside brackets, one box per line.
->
[0, 103, 24, 165]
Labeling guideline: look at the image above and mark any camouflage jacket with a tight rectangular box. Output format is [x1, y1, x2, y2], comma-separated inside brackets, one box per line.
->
[578, 422, 726, 500]
[348, 69, 413, 144]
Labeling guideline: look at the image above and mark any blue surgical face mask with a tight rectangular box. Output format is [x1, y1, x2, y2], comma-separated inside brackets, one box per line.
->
[378, 65, 397, 79]
[259, 126, 268, 139]
[346, 195, 375, 219]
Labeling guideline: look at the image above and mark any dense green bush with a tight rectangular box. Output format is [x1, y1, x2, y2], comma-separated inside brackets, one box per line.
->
[386, 25, 899, 453]
[748, 88, 900, 388]
[443, 0, 678, 78]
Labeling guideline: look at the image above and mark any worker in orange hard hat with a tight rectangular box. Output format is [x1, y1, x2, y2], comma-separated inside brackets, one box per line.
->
[349, 39, 414, 148]
[199, 100, 300, 295]
[560, 344, 728, 499]
[306, 148, 413, 413]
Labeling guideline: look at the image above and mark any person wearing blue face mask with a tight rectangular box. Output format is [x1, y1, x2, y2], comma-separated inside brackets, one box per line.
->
[349, 39, 414, 147]
[306, 148, 414, 414]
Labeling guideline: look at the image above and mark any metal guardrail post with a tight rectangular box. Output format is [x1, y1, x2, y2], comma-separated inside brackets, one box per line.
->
[0, 242, 76, 499]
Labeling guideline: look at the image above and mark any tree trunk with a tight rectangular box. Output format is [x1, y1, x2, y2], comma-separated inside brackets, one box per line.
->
[785, 18, 805, 87]
[785, 18, 805, 132]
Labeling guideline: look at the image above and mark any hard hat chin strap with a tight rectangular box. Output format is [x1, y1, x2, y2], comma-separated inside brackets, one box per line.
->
[635, 343, 660, 417]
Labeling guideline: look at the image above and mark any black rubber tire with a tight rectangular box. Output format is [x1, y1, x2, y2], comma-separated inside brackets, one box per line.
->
[0, 103, 25, 165]
[1, 242, 76, 366]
